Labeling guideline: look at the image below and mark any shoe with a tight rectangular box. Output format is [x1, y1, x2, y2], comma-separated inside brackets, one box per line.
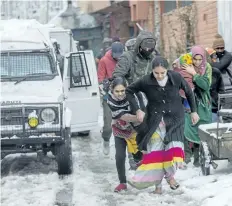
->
[167, 178, 180, 190]
[114, 183, 127, 192]
[103, 141, 110, 155]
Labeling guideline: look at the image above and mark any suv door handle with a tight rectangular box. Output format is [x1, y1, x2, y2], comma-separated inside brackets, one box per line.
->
[92, 92, 97, 96]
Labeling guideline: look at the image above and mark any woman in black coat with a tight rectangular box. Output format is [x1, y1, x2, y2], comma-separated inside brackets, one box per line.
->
[126, 56, 199, 194]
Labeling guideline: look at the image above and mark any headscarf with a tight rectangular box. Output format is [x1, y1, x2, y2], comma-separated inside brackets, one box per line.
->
[191, 45, 206, 75]
[174, 46, 207, 99]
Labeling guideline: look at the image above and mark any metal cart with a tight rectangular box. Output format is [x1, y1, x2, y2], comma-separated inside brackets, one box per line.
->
[198, 92, 232, 175]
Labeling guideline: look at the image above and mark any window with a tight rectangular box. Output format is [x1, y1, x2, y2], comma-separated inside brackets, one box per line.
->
[164, 1, 177, 13]
[179, 0, 193, 7]
[1, 53, 53, 77]
[69, 52, 92, 88]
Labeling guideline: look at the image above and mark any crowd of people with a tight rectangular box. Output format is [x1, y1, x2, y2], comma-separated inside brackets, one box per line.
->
[96, 31, 232, 193]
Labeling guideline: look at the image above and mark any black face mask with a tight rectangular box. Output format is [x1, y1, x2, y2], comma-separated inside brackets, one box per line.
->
[216, 51, 225, 58]
[139, 48, 154, 59]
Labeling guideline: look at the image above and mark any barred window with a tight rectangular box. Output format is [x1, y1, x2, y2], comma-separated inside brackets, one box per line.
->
[1, 53, 53, 77]
[68, 52, 91, 87]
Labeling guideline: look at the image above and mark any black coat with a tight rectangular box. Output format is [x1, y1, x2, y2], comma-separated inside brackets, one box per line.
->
[210, 67, 225, 112]
[126, 70, 196, 151]
[211, 51, 232, 86]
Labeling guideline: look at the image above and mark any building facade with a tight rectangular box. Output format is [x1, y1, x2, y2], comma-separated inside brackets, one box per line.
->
[0, 0, 69, 24]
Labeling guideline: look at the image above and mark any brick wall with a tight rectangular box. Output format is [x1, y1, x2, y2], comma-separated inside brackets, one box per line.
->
[129, 0, 154, 33]
[161, 0, 218, 62]
[161, 5, 191, 61]
[195, 0, 218, 48]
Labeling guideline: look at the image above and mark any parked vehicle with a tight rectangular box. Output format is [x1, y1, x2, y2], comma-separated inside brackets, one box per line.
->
[43, 24, 101, 135]
[1, 20, 100, 136]
[0, 20, 100, 175]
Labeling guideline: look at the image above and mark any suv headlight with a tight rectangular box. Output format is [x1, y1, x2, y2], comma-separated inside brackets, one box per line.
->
[41, 108, 56, 122]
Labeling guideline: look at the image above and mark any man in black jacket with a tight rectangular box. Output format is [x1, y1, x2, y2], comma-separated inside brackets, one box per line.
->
[206, 48, 225, 122]
[211, 34, 232, 86]
[211, 34, 232, 122]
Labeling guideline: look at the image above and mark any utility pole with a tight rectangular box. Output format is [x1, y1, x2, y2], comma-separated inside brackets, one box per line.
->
[46, 0, 49, 23]
[7, 0, 10, 19]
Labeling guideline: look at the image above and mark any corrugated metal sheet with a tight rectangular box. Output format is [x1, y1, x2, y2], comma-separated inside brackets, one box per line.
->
[218, 0, 232, 52]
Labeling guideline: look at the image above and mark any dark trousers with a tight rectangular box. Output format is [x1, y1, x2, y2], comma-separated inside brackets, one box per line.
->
[102, 100, 112, 141]
[115, 136, 142, 183]
[184, 138, 199, 164]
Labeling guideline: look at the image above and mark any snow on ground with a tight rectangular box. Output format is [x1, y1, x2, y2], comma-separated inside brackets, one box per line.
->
[1, 113, 232, 206]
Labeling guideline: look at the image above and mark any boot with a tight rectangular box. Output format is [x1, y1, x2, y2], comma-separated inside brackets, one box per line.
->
[193, 147, 200, 167]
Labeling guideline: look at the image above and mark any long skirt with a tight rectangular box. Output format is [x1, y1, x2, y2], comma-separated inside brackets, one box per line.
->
[128, 121, 184, 189]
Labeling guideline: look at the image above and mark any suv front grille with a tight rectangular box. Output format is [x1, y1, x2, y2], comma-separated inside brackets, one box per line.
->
[1, 108, 24, 126]
[0, 104, 62, 138]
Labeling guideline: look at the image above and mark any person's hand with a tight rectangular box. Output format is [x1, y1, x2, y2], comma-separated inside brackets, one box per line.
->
[99, 84, 106, 96]
[190, 112, 200, 125]
[136, 109, 145, 123]
[142, 150, 148, 154]
[182, 63, 197, 76]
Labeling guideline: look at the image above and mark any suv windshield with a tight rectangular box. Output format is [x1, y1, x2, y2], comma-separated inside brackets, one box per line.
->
[1, 52, 54, 78]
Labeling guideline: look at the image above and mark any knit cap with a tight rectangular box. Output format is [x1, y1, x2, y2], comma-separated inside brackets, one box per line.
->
[212, 34, 225, 49]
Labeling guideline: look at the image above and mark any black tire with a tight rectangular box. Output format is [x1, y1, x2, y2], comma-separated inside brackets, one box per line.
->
[56, 127, 73, 175]
[199, 142, 211, 176]
[77, 130, 90, 136]
[1, 153, 6, 160]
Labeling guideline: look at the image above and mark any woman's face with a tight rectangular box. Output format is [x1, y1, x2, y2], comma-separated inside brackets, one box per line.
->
[192, 54, 203, 67]
[113, 84, 126, 100]
[152, 66, 167, 81]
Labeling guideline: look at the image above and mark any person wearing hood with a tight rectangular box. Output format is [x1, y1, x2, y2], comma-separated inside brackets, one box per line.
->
[97, 42, 124, 155]
[113, 30, 156, 84]
[125, 38, 136, 51]
[113, 31, 156, 169]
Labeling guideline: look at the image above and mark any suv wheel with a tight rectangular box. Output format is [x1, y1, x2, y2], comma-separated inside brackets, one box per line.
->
[56, 127, 73, 175]
[77, 130, 90, 136]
